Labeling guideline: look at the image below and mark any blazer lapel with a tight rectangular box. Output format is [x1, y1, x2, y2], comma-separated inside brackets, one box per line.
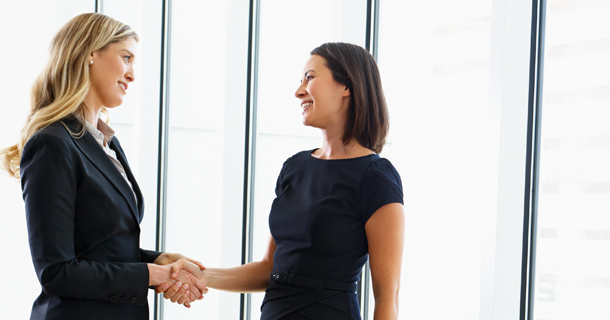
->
[62, 117, 139, 222]
[109, 137, 145, 223]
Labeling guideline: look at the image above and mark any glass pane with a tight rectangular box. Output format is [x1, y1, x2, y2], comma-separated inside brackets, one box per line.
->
[377, 1, 495, 319]
[533, 1, 610, 319]
[102, 0, 164, 315]
[162, 0, 247, 318]
[251, 0, 367, 318]
[0, 2, 94, 318]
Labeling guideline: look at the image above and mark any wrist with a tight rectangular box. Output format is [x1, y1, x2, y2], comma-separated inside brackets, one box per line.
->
[153, 252, 170, 265]
[148, 263, 171, 286]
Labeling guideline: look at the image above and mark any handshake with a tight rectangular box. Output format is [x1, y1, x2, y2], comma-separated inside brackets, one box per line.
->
[150, 253, 208, 308]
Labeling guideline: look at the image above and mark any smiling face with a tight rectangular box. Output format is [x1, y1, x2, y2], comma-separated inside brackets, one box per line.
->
[87, 37, 137, 109]
[295, 54, 351, 130]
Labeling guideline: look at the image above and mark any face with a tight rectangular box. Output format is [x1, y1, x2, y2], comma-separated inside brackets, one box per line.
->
[87, 37, 137, 109]
[295, 54, 350, 129]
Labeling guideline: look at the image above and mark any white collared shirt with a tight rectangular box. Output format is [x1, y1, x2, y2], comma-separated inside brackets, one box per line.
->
[74, 114, 138, 205]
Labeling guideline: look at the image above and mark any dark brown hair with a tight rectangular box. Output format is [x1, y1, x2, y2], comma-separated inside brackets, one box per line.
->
[310, 42, 389, 153]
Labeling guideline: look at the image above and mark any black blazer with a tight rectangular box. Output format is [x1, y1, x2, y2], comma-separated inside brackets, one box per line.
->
[20, 116, 161, 320]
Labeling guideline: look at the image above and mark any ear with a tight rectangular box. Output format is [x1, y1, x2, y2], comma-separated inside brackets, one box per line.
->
[342, 87, 351, 97]
[89, 50, 98, 62]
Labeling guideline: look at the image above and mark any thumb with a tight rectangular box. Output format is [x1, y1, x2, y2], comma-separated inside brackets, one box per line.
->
[186, 258, 206, 271]
[170, 259, 188, 279]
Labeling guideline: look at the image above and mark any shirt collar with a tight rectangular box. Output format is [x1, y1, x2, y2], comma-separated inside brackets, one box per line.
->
[73, 113, 115, 147]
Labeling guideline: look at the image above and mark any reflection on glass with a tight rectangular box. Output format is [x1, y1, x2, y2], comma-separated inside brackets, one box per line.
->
[377, 1, 494, 319]
[534, 1, 610, 319]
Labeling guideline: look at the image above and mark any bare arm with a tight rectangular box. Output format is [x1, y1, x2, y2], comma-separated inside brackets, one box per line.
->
[160, 235, 276, 299]
[365, 203, 405, 320]
[204, 234, 276, 292]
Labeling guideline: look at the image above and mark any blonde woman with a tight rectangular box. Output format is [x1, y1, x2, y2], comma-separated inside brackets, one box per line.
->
[0, 13, 205, 320]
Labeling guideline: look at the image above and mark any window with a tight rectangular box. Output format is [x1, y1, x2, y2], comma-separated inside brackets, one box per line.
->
[0, 1, 95, 318]
[532, 1, 610, 319]
[249, 0, 368, 318]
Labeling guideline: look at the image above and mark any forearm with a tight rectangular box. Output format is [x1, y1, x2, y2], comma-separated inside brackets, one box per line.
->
[203, 261, 272, 293]
[373, 294, 399, 320]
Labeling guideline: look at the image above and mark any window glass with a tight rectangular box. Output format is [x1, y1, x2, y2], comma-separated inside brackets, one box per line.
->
[102, 0, 163, 314]
[162, 0, 248, 318]
[0, 1, 95, 318]
[377, 1, 496, 318]
[251, 0, 367, 318]
[533, 1, 610, 319]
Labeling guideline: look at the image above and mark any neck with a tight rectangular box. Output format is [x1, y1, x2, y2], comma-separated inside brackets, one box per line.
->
[81, 96, 103, 127]
[315, 128, 372, 160]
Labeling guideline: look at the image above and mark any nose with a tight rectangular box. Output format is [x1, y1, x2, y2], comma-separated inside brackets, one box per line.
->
[126, 65, 135, 82]
[295, 81, 306, 99]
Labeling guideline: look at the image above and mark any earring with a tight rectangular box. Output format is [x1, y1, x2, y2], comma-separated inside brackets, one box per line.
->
[89, 60, 93, 65]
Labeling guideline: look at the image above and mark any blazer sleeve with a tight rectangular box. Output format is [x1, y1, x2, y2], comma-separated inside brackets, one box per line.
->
[140, 249, 162, 263]
[21, 132, 150, 305]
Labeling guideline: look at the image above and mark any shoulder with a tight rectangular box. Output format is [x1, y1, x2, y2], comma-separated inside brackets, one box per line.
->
[362, 157, 403, 192]
[367, 157, 401, 179]
[23, 118, 79, 155]
[282, 149, 314, 166]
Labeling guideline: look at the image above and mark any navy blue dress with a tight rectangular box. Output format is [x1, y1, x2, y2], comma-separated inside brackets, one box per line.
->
[261, 150, 403, 320]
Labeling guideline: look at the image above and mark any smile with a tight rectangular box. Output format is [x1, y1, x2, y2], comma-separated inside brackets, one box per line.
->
[118, 82, 127, 91]
[301, 102, 312, 109]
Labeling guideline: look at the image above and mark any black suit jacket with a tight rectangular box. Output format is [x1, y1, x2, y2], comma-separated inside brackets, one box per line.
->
[20, 116, 161, 320]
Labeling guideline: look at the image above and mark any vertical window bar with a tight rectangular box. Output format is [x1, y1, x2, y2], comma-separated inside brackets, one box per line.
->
[362, 1, 380, 319]
[154, 0, 172, 319]
[241, 0, 261, 319]
[524, 0, 546, 319]
[95, 0, 103, 13]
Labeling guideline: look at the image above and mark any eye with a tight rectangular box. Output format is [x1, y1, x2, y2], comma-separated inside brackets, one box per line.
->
[123, 55, 132, 62]
[306, 75, 314, 81]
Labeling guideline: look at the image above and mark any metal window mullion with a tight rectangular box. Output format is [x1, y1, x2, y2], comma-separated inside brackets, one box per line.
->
[522, 0, 546, 319]
[154, 0, 172, 319]
[362, 1, 380, 319]
[240, 0, 261, 319]
[95, 0, 103, 13]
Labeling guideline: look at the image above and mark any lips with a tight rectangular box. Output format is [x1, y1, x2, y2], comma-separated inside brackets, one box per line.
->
[118, 81, 128, 92]
[301, 101, 312, 113]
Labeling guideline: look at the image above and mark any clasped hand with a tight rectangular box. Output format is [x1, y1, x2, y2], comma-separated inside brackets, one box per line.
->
[155, 254, 207, 308]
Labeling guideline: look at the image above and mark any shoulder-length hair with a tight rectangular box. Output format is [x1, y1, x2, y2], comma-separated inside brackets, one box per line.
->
[0, 13, 138, 179]
[310, 42, 389, 153]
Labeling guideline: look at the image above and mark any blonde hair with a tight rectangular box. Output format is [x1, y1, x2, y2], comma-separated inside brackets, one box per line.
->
[0, 13, 138, 179]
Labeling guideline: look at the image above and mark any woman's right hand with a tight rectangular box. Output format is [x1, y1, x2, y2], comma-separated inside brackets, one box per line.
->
[150, 259, 207, 307]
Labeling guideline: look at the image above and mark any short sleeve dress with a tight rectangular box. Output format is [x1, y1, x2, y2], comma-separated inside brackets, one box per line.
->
[260, 149, 403, 320]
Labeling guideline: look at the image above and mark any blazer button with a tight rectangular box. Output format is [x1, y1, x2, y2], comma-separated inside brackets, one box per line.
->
[131, 227, 139, 236]
[133, 259, 140, 263]
[131, 297, 138, 304]
[109, 295, 117, 302]
[120, 296, 128, 303]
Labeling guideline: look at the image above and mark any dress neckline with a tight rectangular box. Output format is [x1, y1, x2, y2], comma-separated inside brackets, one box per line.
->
[308, 149, 378, 161]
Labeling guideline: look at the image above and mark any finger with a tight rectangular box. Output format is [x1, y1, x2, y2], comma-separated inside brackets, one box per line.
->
[163, 282, 182, 301]
[192, 276, 207, 295]
[186, 258, 206, 270]
[177, 290, 190, 305]
[184, 302, 191, 308]
[155, 283, 170, 294]
[189, 284, 202, 301]
[171, 283, 188, 303]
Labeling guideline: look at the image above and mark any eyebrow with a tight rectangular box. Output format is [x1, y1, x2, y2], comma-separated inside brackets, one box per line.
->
[304, 69, 315, 78]
[121, 49, 136, 60]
